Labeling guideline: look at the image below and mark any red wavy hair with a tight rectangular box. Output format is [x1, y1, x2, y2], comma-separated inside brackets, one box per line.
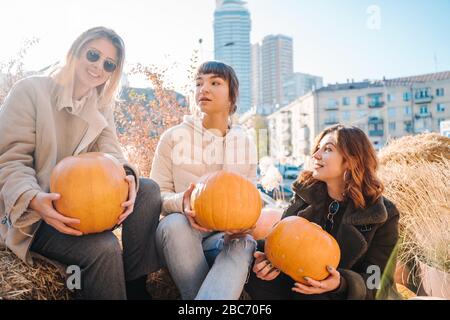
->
[298, 125, 384, 209]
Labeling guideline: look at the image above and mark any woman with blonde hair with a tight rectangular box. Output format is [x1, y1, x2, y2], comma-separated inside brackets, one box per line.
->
[0, 26, 161, 299]
[245, 125, 400, 300]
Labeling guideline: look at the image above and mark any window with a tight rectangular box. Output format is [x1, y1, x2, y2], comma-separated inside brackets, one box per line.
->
[415, 88, 430, 99]
[420, 105, 429, 114]
[387, 94, 395, 102]
[437, 103, 445, 112]
[356, 96, 365, 105]
[388, 107, 396, 118]
[324, 111, 338, 125]
[438, 118, 445, 127]
[404, 121, 413, 133]
[342, 97, 350, 106]
[327, 99, 338, 109]
[368, 93, 383, 107]
[436, 88, 445, 97]
[389, 121, 396, 132]
[343, 111, 351, 121]
[404, 106, 412, 115]
[403, 92, 411, 101]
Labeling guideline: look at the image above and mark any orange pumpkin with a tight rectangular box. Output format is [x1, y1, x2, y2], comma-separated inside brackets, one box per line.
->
[50, 152, 129, 234]
[265, 216, 340, 284]
[190, 171, 262, 231]
[251, 207, 283, 240]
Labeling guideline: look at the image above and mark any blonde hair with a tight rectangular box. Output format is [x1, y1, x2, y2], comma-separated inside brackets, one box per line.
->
[51, 26, 125, 109]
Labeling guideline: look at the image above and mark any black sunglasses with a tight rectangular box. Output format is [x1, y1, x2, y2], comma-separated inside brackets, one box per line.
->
[85, 49, 117, 73]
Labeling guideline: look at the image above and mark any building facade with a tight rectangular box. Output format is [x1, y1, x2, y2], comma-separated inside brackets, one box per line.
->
[260, 34, 293, 108]
[283, 72, 323, 106]
[214, 0, 252, 114]
[267, 71, 450, 165]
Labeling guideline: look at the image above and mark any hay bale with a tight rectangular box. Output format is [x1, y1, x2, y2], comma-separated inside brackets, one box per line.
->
[0, 247, 72, 300]
[378, 133, 450, 166]
[1, 225, 252, 300]
[378, 134, 450, 294]
[147, 268, 181, 299]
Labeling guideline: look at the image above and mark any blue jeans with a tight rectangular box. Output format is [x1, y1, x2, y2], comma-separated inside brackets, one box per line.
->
[155, 213, 256, 300]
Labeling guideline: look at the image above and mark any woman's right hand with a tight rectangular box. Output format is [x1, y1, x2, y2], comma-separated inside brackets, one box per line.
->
[29, 192, 83, 236]
[182, 183, 212, 233]
[252, 251, 280, 281]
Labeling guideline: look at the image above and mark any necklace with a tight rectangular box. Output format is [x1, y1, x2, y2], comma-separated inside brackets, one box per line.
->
[325, 200, 340, 232]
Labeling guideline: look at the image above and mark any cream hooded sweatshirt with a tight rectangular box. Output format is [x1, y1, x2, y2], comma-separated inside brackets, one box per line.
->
[150, 115, 258, 215]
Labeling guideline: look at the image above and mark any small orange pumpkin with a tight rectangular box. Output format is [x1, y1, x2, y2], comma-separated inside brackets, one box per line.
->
[251, 207, 283, 240]
[190, 171, 262, 231]
[50, 152, 129, 234]
[265, 216, 341, 284]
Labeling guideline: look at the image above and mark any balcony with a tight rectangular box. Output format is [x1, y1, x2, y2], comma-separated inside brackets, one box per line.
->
[414, 96, 433, 104]
[325, 105, 339, 111]
[368, 117, 384, 125]
[415, 112, 432, 119]
[368, 101, 385, 108]
[324, 119, 339, 126]
[367, 93, 384, 108]
[414, 127, 431, 134]
[369, 130, 384, 137]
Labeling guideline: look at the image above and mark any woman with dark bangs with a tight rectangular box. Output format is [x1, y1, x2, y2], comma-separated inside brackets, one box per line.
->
[151, 61, 258, 300]
[245, 125, 400, 300]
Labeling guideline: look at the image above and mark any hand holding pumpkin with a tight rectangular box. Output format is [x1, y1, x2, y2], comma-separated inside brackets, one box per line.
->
[292, 266, 341, 295]
[183, 183, 212, 233]
[117, 175, 137, 225]
[29, 192, 82, 236]
[252, 251, 280, 281]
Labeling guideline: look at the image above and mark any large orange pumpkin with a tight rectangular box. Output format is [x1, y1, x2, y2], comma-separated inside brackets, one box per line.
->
[251, 207, 283, 240]
[190, 171, 262, 231]
[265, 216, 340, 284]
[50, 152, 129, 234]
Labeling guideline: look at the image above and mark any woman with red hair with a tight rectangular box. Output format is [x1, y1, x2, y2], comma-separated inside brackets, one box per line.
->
[245, 124, 400, 300]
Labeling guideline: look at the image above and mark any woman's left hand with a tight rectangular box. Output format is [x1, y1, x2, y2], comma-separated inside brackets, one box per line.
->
[117, 175, 137, 225]
[292, 266, 341, 295]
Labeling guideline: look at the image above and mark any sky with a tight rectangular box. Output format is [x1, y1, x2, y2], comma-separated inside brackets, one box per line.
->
[1, 0, 449, 94]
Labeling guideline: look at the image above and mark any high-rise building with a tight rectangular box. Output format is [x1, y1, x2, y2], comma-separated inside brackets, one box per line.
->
[214, 0, 252, 114]
[260, 34, 293, 108]
[283, 72, 323, 106]
[251, 43, 262, 109]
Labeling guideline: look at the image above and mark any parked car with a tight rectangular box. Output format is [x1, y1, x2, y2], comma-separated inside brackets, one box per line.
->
[283, 165, 301, 180]
[274, 164, 303, 180]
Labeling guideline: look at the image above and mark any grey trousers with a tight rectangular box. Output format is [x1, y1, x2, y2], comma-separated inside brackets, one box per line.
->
[30, 178, 162, 300]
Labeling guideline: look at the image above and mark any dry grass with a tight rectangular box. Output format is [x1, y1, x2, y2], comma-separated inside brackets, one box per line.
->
[378, 133, 450, 166]
[0, 246, 72, 300]
[378, 133, 450, 291]
[0, 227, 180, 300]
